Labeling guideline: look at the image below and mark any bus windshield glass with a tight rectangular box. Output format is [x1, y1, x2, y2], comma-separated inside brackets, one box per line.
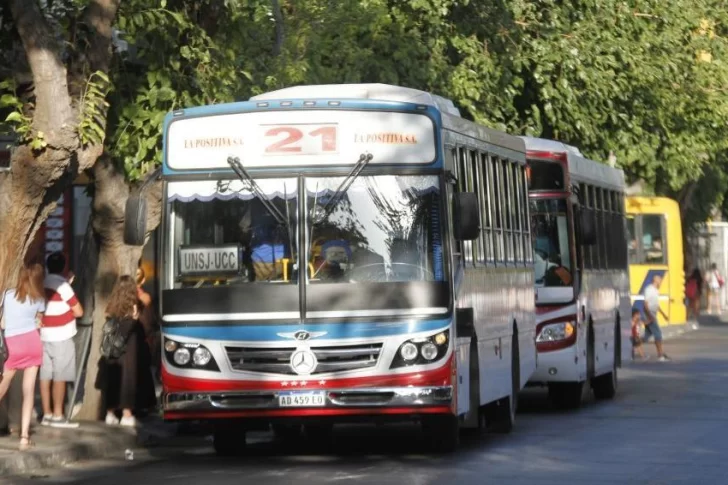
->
[168, 178, 298, 288]
[530, 198, 573, 288]
[307, 175, 445, 283]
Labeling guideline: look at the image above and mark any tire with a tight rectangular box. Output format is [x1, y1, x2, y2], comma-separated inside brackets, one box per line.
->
[487, 333, 519, 434]
[593, 323, 619, 400]
[461, 337, 487, 437]
[586, 323, 595, 380]
[548, 381, 583, 410]
[422, 414, 459, 452]
[213, 424, 247, 456]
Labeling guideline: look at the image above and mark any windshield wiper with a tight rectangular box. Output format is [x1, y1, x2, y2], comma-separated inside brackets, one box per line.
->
[228, 156, 288, 225]
[227, 156, 295, 280]
[311, 152, 373, 225]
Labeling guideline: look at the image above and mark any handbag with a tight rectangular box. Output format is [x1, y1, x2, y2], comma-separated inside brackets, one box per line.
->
[100, 316, 132, 360]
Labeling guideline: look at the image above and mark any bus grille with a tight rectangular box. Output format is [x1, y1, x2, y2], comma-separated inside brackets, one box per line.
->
[225, 343, 383, 375]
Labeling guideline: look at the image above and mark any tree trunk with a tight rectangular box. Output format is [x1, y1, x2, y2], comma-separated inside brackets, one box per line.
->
[77, 158, 161, 420]
[0, 145, 76, 293]
[0, 0, 120, 295]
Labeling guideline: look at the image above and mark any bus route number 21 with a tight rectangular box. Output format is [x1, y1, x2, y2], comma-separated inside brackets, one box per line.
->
[264, 124, 338, 155]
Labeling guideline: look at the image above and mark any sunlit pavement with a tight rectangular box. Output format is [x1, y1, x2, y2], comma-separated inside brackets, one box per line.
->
[11, 315, 728, 485]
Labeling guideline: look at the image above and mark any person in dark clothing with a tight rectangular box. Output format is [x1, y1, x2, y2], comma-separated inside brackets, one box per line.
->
[96, 275, 156, 427]
[685, 268, 703, 319]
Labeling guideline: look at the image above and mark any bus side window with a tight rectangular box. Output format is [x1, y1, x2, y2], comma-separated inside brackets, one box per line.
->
[491, 156, 504, 264]
[626, 215, 638, 264]
[502, 158, 514, 263]
[642, 214, 666, 264]
[459, 147, 474, 266]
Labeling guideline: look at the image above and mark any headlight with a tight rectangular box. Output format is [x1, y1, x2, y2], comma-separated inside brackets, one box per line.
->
[193, 347, 212, 366]
[421, 342, 438, 360]
[173, 347, 191, 366]
[400, 342, 419, 361]
[536, 321, 575, 342]
[164, 338, 219, 371]
[391, 330, 450, 369]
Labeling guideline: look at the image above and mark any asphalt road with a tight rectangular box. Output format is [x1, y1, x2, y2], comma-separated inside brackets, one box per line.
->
[10, 315, 728, 485]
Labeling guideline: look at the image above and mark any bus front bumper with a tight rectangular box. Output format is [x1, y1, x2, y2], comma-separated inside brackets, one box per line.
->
[164, 385, 453, 414]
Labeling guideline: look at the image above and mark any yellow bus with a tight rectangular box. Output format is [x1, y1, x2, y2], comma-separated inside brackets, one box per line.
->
[625, 197, 686, 330]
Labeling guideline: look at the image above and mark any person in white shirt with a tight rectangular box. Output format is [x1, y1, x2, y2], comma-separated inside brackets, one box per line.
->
[705, 263, 723, 315]
[40, 252, 82, 428]
[642, 274, 670, 361]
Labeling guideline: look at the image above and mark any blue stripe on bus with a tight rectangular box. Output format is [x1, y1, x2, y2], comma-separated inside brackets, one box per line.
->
[632, 269, 667, 315]
[163, 318, 451, 342]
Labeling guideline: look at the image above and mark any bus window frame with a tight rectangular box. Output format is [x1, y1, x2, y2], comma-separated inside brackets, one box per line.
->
[627, 214, 668, 266]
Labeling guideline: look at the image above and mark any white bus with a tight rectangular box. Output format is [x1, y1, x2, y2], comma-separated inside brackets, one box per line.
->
[522, 137, 631, 408]
[124, 84, 536, 454]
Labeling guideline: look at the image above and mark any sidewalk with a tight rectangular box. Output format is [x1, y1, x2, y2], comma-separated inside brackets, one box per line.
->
[0, 417, 177, 477]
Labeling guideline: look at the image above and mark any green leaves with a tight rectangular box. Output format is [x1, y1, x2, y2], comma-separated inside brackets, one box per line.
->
[96, 0, 728, 223]
[78, 71, 111, 146]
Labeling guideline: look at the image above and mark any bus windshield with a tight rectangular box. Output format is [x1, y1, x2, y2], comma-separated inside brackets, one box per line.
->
[307, 175, 444, 284]
[530, 198, 573, 288]
[168, 178, 298, 288]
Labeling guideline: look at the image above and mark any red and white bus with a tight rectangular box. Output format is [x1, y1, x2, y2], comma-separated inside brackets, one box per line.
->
[522, 137, 631, 408]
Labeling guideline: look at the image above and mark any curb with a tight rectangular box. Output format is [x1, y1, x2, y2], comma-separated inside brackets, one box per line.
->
[0, 430, 135, 477]
[0, 420, 177, 477]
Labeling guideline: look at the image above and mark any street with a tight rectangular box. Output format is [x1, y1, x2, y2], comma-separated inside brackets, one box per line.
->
[10, 316, 728, 485]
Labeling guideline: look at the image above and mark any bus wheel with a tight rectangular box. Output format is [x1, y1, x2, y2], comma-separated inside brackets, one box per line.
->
[422, 414, 459, 452]
[213, 423, 247, 456]
[592, 326, 619, 400]
[548, 381, 583, 410]
[487, 333, 519, 434]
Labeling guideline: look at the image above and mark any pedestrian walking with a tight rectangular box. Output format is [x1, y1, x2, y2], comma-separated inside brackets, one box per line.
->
[705, 263, 724, 315]
[642, 273, 670, 361]
[40, 252, 81, 428]
[631, 308, 646, 360]
[136, 267, 160, 383]
[0, 263, 46, 450]
[685, 268, 703, 319]
[98, 275, 156, 427]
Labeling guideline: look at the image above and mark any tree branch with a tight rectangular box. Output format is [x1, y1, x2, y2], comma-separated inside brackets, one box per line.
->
[84, 0, 121, 74]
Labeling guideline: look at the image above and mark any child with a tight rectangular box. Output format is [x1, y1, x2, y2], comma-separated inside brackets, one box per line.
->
[631, 308, 646, 360]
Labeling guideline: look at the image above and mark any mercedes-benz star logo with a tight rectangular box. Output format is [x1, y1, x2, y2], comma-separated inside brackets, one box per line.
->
[289, 349, 318, 375]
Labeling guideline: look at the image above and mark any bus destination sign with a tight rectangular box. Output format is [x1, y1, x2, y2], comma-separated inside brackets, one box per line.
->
[166, 110, 436, 170]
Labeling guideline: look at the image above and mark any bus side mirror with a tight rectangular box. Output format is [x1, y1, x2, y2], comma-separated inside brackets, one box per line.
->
[580, 209, 597, 246]
[124, 195, 147, 246]
[453, 192, 480, 241]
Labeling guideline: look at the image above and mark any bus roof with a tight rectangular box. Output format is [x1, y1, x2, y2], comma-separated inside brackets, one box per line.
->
[520, 136, 624, 191]
[251, 83, 462, 117]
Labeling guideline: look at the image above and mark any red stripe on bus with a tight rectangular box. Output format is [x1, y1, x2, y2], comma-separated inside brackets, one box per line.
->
[162, 356, 454, 393]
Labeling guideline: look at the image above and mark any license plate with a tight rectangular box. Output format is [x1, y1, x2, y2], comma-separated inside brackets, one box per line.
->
[278, 391, 326, 407]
